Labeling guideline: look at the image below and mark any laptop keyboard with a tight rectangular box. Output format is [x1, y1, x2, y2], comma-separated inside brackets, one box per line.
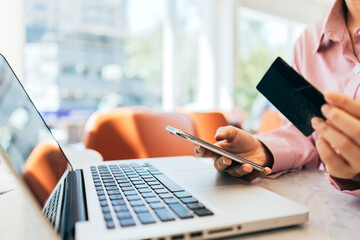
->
[90, 163, 213, 229]
[43, 186, 61, 226]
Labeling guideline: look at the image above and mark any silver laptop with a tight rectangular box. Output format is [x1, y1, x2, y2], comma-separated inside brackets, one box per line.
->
[0, 54, 308, 240]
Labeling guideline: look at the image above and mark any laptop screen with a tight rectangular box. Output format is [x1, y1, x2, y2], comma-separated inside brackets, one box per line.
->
[0, 55, 71, 207]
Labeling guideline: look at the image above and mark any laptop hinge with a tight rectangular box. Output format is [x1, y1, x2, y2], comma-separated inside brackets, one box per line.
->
[59, 169, 88, 240]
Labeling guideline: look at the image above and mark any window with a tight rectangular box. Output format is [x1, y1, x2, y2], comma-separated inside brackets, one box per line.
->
[23, 0, 166, 143]
[20, 0, 330, 143]
[236, 6, 306, 130]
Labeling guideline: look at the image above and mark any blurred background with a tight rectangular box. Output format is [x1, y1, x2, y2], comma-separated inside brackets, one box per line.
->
[0, 0, 332, 146]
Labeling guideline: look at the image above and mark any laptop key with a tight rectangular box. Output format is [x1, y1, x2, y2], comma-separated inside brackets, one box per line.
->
[133, 206, 149, 213]
[148, 170, 162, 175]
[135, 184, 148, 189]
[193, 208, 214, 217]
[106, 221, 115, 229]
[163, 197, 179, 205]
[121, 186, 135, 191]
[124, 190, 138, 196]
[103, 179, 116, 183]
[180, 197, 198, 204]
[154, 208, 175, 222]
[130, 200, 145, 207]
[149, 202, 166, 209]
[102, 206, 111, 213]
[100, 200, 108, 207]
[141, 192, 156, 198]
[138, 188, 152, 193]
[116, 211, 132, 219]
[113, 205, 129, 212]
[116, 179, 129, 183]
[174, 191, 192, 198]
[154, 174, 184, 192]
[145, 197, 160, 203]
[105, 186, 118, 191]
[98, 195, 106, 201]
[119, 182, 132, 188]
[119, 218, 136, 227]
[187, 202, 205, 210]
[97, 190, 105, 196]
[104, 182, 117, 187]
[137, 212, 156, 224]
[168, 203, 193, 219]
[147, 181, 160, 186]
[107, 190, 121, 195]
[154, 189, 168, 194]
[158, 193, 173, 199]
[104, 213, 113, 221]
[127, 195, 141, 201]
[111, 199, 126, 205]
[109, 194, 123, 200]
[151, 185, 164, 190]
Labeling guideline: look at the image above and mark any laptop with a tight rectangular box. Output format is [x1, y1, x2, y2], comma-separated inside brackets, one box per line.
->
[0, 54, 308, 240]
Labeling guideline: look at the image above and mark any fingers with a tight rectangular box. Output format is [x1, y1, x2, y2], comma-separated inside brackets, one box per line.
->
[320, 104, 360, 145]
[194, 145, 219, 159]
[214, 126, 237, 142]
[213, 157, 232, 172]
[324, 91, 360, 118]
[241, 167, 272, 182]
[311, 117, 360, 172]
[315, 136, 356, 179]
[224, 163, 253, 177]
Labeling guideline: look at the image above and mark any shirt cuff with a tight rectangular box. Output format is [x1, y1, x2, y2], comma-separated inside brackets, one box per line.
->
[255, 133, 298, 174]
[327, 174, 360, 197]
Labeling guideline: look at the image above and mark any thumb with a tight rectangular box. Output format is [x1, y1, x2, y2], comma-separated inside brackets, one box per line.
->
[214, 126, 236, 142]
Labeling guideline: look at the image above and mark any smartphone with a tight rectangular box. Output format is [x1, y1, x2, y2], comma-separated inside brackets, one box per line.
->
[166, 125, 265, 172]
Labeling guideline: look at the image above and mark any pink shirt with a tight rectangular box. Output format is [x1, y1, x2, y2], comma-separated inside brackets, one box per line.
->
[256, 0, 360, 197]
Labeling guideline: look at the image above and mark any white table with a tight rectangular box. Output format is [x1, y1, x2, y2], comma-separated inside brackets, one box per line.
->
[1, 147, 359, 240]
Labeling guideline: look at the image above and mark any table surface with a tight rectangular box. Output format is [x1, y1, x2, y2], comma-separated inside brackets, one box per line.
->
[1, 146, 359, 240]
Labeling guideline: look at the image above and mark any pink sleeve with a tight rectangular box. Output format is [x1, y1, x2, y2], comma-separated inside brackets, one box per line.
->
[253, 35, 320, 176]
[326, 174, 360, 197]
[255, 118, 321, 177]
[254, 33, 360, 196]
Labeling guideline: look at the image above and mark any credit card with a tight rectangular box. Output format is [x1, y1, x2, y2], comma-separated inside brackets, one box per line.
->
[256, 57, 326, 136]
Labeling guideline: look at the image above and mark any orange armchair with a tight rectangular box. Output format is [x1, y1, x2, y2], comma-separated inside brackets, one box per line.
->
[256, 109, 282, 134]
[83, 107, 148, 160]
[23, 141, 68, 206]
[187, 112, 228, 143]
[133, 111, 196, 158]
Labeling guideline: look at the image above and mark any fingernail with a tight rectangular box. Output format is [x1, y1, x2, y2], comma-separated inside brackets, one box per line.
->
[321, 104, 330, 115]
[222, 158, 230, 166]
[215, 127, 223, 137]
[324, 90, 337, 102]
[311, 117, 321, 128]
[195, 146, 202, 155]
[242, 165, 251, 173]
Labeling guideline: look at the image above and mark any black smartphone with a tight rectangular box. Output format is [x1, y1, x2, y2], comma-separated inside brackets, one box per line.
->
[166, 125, 265, 172]
[256, 57, 326, 136]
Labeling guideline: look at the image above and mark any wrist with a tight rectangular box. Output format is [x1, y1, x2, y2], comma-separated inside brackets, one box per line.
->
[259, 140, 274, 168]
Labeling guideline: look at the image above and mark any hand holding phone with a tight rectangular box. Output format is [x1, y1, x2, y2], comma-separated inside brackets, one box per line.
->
[166, 126, 265, 172]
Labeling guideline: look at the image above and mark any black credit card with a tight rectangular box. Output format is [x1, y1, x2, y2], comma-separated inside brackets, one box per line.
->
[256, 57, 326, 136]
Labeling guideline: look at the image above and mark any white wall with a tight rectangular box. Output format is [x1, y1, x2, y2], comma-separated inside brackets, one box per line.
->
[237, 0, 333, 24]
[0, 0, 25, 81]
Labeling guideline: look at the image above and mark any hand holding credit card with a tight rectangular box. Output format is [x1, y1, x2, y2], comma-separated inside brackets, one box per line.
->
[256, 57, 326, 136]
[166, 126, 265, 172]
